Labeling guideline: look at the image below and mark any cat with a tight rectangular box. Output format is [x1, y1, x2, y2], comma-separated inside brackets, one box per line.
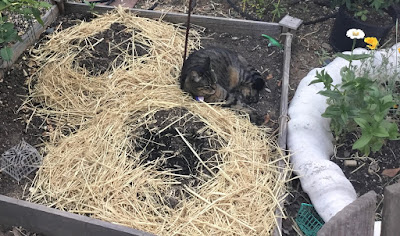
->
[180, 47, 266, 112]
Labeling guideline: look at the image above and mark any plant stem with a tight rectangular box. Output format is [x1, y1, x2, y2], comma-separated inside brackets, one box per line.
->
[348, 38, 357, 67]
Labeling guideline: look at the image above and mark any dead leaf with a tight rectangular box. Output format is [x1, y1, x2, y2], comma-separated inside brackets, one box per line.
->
[382, 168, 400, 177]
[277, 80, 281, 87]
[266, 73, 273, 80]
[263, 114, 271, 124]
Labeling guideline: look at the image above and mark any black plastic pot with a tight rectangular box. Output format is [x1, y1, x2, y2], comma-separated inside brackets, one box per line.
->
[330, 6, 397, 52]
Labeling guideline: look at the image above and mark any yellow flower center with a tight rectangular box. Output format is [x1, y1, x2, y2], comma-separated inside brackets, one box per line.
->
[353, 32, 359, 36]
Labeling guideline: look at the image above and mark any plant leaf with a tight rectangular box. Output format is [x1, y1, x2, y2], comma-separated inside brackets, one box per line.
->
[354, 117, 369, 129]
[318, 90, 342, 99]
[31, 7, 44, 25]
[336, 53, 372, 61]
[39, 1, 51, 8]
[352, 133, 372, 150]
[371, 139, 384, 152]
[0, 46, 13, 61]
[372, 125, 389, 138]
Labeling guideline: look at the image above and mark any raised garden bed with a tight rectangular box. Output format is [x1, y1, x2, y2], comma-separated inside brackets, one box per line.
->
[0, 2, 295, 235]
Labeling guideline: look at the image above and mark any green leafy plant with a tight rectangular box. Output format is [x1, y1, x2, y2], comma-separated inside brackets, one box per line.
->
[309, 29, 400, 155]
[84, 0, 97, 13]
[331, 0, 400, 21]
[314, 49, 334, 66]
[0, 0, 51, 61]
[241, 0, 286, 22]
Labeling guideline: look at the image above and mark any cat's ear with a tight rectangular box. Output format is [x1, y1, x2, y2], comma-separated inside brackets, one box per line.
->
[190, 71, 202, 82]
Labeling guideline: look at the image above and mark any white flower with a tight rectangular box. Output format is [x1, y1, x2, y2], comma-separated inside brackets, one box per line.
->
[346, 29, 365, 39]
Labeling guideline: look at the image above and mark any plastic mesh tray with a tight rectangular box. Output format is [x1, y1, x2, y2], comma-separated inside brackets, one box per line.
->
[1, 141, 42, 182]
[295, 203, 325, 236]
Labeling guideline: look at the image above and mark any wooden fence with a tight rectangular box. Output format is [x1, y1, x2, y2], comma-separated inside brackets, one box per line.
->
[318, 182, 400, 236]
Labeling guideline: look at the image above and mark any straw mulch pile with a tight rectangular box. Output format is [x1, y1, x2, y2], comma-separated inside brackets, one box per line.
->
[25, 8, 290, 235]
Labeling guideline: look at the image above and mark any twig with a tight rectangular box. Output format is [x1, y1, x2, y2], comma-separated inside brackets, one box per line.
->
[174, 127, 215, 176]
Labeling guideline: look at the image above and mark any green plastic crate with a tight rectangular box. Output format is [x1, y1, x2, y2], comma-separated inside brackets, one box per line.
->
[295, 203, 325, 236]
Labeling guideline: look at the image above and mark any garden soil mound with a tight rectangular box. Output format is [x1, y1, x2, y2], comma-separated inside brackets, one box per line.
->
[25, 8, 289, 235]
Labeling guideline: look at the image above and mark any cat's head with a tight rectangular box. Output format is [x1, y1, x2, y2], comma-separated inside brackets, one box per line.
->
[182, 57, 217, 96]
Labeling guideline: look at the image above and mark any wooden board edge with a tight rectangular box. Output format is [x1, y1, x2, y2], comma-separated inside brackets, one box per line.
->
[64, 2, 281, 38]
[0, 5, 59, 69]
[278, 33, 292, 150]
[0, 194, 155, 236]
[273, 32, 294, 236]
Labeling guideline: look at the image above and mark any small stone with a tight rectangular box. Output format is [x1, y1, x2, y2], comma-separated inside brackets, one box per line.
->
[45, 27, 55, 34]
[322, 43, 331, 50]
[231, 36, 239, 40]
[344, 150, 350, 158]
[344, 160, 357, 167]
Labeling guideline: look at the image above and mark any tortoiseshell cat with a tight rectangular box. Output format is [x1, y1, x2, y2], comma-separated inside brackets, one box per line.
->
[180, 47, 266, 110]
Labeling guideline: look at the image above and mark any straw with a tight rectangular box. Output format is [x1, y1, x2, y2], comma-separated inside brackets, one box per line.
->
[25, 7, 290, 235]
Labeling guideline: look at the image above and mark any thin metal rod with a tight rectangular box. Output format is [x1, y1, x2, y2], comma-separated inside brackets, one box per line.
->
[183, 0, 193, 61]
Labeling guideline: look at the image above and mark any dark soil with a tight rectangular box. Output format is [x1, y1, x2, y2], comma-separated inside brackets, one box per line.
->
[133, 107, 222, 178]
[332, 135, 400, 220]
[76, 22, 150, 75]
[0, 225, 43, 236]
[0, 57, 44, 199]
[131, 107, 224, 208]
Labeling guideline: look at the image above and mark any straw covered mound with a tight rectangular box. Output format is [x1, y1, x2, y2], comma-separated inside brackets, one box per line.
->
[26, 8, 289, 235]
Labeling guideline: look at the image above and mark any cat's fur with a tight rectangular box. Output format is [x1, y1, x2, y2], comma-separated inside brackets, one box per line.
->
[180, 47, 266, 107]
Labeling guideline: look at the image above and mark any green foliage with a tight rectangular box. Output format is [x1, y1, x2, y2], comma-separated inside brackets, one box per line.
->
[314, 49, 334, 66]
[0, 0, 51, 61]
[84, 0, 97, 13]
[241, 0, 286, 22]
[309, 50, 400, 156]
[331, 0, 400, 21]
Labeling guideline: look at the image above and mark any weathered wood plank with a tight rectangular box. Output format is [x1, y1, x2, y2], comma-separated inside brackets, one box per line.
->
[0, 195, 155, 236]
[64, 2, 281, 37]
[272, 32, 293, 236]
[381, 182, 400, 236]
[318, 191, 376, 236]
[277, 33, 292, 150]
[0, 5, 59, 69]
